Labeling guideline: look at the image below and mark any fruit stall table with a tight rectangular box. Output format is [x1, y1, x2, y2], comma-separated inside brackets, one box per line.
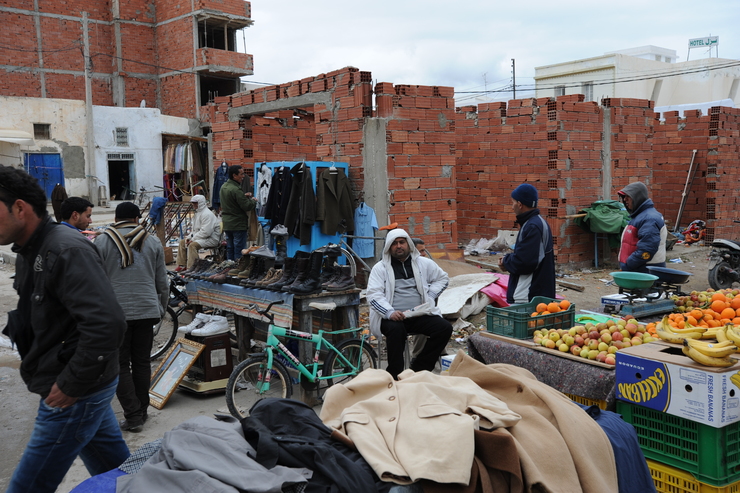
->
[467, 331, 617, 410]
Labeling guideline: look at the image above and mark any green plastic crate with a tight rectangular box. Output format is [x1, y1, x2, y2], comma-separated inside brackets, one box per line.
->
[485, 296, 575, 339]
[618, 401, 740, 486]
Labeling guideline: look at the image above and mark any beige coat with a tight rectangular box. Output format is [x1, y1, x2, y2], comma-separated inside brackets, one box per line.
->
[448, 352, 619, 493]
[319, 368, 521, 485]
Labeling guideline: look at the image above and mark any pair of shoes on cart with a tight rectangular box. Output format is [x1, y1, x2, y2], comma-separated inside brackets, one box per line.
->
[181, 313, 229, 336]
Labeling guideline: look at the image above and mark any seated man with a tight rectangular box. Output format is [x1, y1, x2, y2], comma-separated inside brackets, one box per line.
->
[59, 196, 94, 232]
[367, 229, 452, 379]
[176, 194, 221, 271]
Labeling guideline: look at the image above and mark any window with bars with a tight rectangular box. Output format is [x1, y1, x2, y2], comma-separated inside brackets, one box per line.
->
[33, 123, 51, 140]
[115, 128, 129, 147]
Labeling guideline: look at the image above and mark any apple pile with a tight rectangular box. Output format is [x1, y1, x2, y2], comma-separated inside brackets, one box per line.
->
[672, 289, 740, 312]
[532, 318, 655, 365]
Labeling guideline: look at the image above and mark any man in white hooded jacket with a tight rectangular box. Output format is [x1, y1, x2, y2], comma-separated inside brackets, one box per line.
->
[367, 228, 452, 379]
[175, 195, 221, 271]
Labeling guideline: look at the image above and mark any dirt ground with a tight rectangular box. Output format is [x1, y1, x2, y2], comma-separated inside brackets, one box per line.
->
[0, 243, 714, 490]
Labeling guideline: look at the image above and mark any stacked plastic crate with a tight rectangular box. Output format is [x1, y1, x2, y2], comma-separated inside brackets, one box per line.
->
[615, 342, 740, 493]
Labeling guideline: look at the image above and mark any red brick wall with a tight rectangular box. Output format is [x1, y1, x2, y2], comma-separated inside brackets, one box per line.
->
[208, 70, 740, 265]
[195, 0, 251, 18]
[161, 74, 197, 118]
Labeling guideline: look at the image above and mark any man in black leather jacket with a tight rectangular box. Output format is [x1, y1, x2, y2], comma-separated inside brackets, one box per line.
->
[0, 166, 129, 493]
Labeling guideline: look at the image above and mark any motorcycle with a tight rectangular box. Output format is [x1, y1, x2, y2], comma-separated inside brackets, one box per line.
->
[708, 220, 740, 290]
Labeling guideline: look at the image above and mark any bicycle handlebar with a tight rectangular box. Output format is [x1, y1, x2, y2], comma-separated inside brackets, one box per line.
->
[247, 300, 284, 323]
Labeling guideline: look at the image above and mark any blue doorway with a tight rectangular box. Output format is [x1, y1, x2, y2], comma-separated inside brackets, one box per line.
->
[25, 153, 64, 199]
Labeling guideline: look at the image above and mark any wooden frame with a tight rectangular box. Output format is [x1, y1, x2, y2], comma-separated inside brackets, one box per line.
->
[149, 337, 205, 409]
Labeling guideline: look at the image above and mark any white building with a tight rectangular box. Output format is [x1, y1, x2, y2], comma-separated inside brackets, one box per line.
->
[0, 96, 204, 203]
[534, 45, 740, 109]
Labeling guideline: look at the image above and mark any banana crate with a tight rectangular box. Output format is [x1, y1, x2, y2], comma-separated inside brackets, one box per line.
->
[618, 401, 740, 487]
[486, 296, 575, 339]
[648, 459, 740, 493]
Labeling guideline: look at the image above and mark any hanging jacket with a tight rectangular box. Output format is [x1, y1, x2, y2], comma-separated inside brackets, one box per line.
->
[211, 164, 229, 209]
[316, 167, 354, 235]
[264, 165, 292, 226]
[283, 162, 316, 245]
[256, 163, 272, 216]
[353, 203, 378, 258]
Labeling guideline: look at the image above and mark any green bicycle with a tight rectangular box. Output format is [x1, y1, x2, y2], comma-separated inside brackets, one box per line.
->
[225, 300, 378, 418]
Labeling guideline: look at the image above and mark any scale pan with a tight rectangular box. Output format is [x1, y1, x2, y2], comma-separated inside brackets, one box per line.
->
[646, 266, 692, 284]
[610, 271, 659, 289]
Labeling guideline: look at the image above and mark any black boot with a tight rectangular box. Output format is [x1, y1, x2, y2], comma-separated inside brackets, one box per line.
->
[282, 255, 310, 292]
[326, 265, 356, 291]
[275, 251, 309, 291]
[289, 251, 324, 295]
[265, 257, 296, 291]
[274, 236, 288, 268]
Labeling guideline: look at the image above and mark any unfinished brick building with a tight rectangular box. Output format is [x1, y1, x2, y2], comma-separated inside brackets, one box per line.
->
[0, 0, 253, 119]
[208, 67, 740, 268]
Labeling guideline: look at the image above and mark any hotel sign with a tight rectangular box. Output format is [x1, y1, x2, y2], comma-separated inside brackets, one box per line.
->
[688, 36, 719, 48]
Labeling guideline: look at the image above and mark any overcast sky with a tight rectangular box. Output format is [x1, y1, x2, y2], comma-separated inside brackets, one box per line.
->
[240, 0, 739, 103]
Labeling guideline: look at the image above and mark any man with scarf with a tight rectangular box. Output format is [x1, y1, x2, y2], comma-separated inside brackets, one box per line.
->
[175, 194, 221, 271]
[366, 228, 452, 379]
[95, 202, 168, 431]
[617, 181, 668, 273]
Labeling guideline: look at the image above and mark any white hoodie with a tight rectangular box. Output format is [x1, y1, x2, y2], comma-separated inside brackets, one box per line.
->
[366, 229, 448, 338]
[189, 195, 221, 248]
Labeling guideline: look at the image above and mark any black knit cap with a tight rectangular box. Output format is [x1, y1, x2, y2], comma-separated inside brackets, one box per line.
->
[115, 201, 141, 220]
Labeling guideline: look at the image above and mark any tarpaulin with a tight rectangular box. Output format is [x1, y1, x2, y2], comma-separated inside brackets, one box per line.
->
[574, 200, 630, 249]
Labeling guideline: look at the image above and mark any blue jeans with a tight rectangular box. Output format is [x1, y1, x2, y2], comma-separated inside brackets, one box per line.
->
[225, 230, 248, 261]
[8, 378, 130, 493]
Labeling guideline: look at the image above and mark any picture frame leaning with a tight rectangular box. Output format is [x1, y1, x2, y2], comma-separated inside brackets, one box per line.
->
[149, 337, 205, 409]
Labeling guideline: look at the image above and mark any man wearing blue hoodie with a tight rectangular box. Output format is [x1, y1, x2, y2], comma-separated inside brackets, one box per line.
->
[617, 181, 667, 273]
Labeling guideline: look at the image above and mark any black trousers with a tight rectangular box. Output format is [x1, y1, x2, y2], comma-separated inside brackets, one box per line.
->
[380, 314, 452, 379]
[117, 318, 157, 422]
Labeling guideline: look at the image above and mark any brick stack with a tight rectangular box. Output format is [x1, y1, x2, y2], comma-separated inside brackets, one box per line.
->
[377, 83, 457, 248]
[603, 98, 655, 191]
[651, 109, 708, 233]
[704, 106, 740, 242]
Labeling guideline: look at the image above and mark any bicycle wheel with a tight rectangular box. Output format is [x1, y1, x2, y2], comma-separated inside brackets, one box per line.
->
[150, 306, 179, 360]
[226, 355, 293, 419]
[322, 338, 378, 388]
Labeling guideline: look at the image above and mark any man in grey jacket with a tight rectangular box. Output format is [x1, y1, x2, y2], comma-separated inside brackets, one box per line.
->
[95, 202, 168, 431]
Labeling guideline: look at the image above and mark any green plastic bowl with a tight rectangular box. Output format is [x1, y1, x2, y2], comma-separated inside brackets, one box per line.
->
[610, 271, 658, 289]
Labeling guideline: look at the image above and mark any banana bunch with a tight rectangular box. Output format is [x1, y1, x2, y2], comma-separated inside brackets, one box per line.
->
[723, 325, 740, 348]
[656, 316, 705, 343]
[731, 372, 740, 389]
[702, 326, 725, 340]
[682, 339, 738, 367]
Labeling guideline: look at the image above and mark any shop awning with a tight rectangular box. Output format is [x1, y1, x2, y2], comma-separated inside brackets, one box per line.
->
[0, 129, 34, 145]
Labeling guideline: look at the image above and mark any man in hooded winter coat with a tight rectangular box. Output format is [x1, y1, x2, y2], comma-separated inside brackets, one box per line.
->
[175, 194, 221, 270]
[617, 182, 668, 273]
[366, 229, 452, 379]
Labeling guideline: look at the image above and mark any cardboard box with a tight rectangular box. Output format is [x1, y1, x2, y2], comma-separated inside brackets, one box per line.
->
[616, 341, 740, 428]
[164, 246, 174, 265]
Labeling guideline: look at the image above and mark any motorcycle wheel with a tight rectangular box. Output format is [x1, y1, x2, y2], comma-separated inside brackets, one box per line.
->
[708, 261, 736, 290]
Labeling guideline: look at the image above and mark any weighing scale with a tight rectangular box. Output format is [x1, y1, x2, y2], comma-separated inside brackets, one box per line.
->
[601, 267, 692, 318]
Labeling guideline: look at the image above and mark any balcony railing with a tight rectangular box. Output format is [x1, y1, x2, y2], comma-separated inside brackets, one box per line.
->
[195, 0, 251, 19]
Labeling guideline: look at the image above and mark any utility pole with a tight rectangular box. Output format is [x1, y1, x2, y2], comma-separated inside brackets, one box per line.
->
[82, 12, 98, 205]
[512, 59, 516, 100]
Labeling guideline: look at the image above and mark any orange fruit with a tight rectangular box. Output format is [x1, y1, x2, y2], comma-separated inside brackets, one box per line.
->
[721, 308, 737, 320]
[536, 303, 548, 313]
[547, 302, 561, 313]
[731, 298, 740, 310]
[686, 316, 698, 326]
[531, 311, 539, 318]
[559, 300, 571, 310]
[711, 300, 727, 313]
[712, 292, 728, 303]
[690, 309, 704, 320]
